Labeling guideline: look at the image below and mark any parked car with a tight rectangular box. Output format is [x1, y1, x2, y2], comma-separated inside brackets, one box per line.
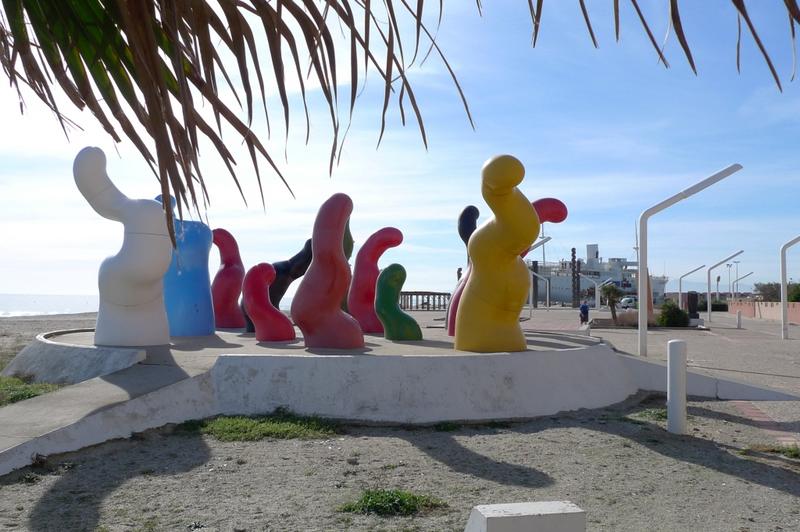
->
[619, 296, 637, 309]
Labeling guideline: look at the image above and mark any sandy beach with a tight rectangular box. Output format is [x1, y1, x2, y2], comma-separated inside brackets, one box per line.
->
[0, 311, 797, 531]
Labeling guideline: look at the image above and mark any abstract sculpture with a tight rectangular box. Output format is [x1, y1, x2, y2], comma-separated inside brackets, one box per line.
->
[291, 193, 364, 349]
[348, 227, 403, 333]
[157, 196, 215, 337]
[270, 238, 313, 308]
[243, 263, 296, 342]
[341, 219, 354, 312]
[447, 205, 479, 336]
[73, 147, 171, 346]
[455, 155, 551, 352]
[457, 205, 480, 256]
[375, 264, 422, 341]
[211, 228, 246, 328]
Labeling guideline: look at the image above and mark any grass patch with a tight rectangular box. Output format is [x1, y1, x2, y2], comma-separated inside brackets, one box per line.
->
[177, 407, 338, 441]
[338, 489, 447, 516]
[433, 422, 461, 432]
[742, 444, 800, 459]
[0, 376, 61, 407]
[630, 408, 668, 421]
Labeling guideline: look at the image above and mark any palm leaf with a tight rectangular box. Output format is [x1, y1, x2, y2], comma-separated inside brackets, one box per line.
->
[0, 1, 796, 242]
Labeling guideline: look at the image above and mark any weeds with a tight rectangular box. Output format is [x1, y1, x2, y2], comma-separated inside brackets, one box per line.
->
[741, 444, 800, 459]
[0, 376, 61, 407]
[338, 489, 446, 516]
[177, 407, 338, 442]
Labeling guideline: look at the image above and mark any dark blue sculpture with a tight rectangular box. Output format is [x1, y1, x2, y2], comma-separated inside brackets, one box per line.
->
[156, 196, 215, 336]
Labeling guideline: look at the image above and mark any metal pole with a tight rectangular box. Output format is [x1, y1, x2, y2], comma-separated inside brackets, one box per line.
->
[579, 273, 600, 310]
[726, 264, 732, 301]
[733, 260, 740, 297]
[736, 310, 742, 329]
[667, 339, 687, 435]
[638, 164, 743, 356]
[530, 236, 551, 253]
[531, 271, 550, 309]
[733, 271, 753, 287]
[781, 236, 800, 339]
[528, 271, 534, 319]
[706, 250, 743, 324]
[678, 264, 705, 310]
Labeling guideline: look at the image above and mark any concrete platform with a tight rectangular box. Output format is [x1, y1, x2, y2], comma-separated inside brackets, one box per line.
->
[0, 321, 797, 476]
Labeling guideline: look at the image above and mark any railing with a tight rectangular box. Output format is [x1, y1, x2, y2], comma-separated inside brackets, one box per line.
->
[399, 291, 451, 311]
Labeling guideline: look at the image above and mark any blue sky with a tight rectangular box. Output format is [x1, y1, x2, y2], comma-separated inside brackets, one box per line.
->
[1, 1, 800, 298]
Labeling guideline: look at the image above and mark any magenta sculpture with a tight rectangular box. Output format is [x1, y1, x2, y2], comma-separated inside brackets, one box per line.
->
[348, 227, 403, 333]
[291, 193, 364, 349]
[211, 228, 246, 328]
[243, 263, 296, 342]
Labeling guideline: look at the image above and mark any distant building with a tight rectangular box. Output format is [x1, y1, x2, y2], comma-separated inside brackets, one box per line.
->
[527, 244, 667, 304]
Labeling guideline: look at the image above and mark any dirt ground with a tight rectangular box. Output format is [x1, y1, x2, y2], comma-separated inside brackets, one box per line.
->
[0, 313, 798, 531]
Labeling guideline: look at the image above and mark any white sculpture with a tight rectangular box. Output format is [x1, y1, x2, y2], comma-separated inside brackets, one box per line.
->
[73, 147, 172, 346]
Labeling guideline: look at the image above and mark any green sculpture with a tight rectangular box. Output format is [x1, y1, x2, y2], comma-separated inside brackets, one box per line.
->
[341, 218, 355, 312]
[375, 264, 422, 341]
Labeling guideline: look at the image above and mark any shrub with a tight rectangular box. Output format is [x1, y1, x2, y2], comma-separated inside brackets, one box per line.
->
[657, 300, 689, 327]
[338, 489, 447, 516]
[696, 301, 728, 312]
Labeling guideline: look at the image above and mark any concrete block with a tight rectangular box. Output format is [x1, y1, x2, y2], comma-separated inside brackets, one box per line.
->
[464, 501, 586, 532]
[1, 330, 144, 384]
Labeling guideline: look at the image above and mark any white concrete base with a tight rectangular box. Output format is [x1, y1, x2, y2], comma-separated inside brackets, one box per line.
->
[0, 329, 797, 475]
[464, 501, 586, 532]
[212, 344, 640, 423]
[1, 330, 144, 384]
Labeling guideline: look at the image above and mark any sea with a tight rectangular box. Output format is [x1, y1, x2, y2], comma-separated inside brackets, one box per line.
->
[0, 293, 295, 317]
[0, 294, 99, 317]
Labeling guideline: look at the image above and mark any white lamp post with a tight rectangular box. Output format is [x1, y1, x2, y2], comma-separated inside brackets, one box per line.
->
[734, 271, 753, 287]
[531, 271, 550, 308]
[706, 250, 743, 324]
[579, 274, 611, 310]
[733, 260, 740, 297]
[637, 164, 743, 357]
[781, 235, 800, 339]
[726, 263, 732, 300]
[678, 264, 705, 310]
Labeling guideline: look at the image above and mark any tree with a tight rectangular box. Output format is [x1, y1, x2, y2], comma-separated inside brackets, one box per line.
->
[754, 282, 781, 302]
[790, 283, 800, 303]
[1, 1, 797, 237]
[601, 284, 624, 325]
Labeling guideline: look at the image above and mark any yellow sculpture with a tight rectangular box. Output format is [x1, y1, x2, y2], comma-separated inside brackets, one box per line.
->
[455, 155, 539, 352]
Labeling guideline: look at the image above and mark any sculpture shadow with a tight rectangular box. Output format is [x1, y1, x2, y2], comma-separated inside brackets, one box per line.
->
[24, 431, 211, 531]
[688, 404, 800, 433]
[524, 331, 599, 347]
[354, 426, 553, 489]
[305, 346, 374, 356]
[171, 334, 244, 351]
[504, 406, 800, 498]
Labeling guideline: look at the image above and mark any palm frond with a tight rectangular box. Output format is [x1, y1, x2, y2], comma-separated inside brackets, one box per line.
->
[0, 0, 459, 242]
[0, 1, 796, 243]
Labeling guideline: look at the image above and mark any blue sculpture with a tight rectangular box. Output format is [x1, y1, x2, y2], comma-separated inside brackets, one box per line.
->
[156, 196, 215, 336]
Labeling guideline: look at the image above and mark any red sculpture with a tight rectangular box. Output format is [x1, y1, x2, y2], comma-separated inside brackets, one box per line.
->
[243, 263, 296, 342]
[211, 228, 246, 328]
[291, 193, 364, 348]
[532, 198, 568, 224]
[348, 227, 403, 333]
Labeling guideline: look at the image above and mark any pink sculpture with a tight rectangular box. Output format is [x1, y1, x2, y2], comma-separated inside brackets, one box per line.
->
[291, 193, 364, 349]
[348, 227, 403, 333]
[211, 228, 246, 328]
[243, 263, 296, 342]
[447, 268, 470, 337]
